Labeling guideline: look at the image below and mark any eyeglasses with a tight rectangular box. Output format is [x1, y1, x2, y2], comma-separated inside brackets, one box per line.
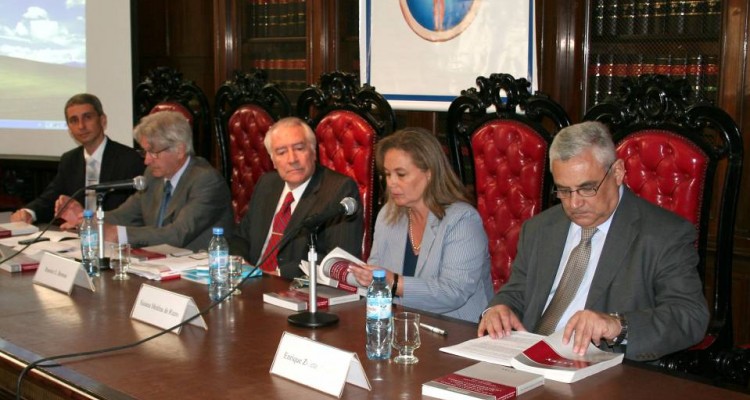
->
[553, 163, 613, 199]
[137, 146, 170, 159]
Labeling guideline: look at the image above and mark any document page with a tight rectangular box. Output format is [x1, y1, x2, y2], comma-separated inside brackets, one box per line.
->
[440, 331, 544, 366]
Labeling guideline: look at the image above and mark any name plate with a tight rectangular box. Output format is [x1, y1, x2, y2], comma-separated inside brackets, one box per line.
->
[270, 331, 371, 398]
[130, 283, 207, 334]
[32, 252, 95, 295]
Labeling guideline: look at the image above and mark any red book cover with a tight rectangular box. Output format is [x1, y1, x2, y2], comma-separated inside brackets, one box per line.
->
[432, 373, 516, 399]
[0, 230, 11, 239]
[131, 248, 167, 260]
[422, 362, 543, 400]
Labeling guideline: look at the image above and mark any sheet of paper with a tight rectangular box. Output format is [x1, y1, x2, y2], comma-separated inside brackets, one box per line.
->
[440, 331, 545, 366]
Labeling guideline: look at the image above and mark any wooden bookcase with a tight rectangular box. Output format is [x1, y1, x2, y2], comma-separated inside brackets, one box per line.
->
[585, 0, 722, 108]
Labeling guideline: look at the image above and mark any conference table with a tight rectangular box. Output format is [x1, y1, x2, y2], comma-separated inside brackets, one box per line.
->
[0, 267, 748, 399]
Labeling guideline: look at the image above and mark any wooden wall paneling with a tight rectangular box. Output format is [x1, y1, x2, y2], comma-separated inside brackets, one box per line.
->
[536, 0, 584, 122]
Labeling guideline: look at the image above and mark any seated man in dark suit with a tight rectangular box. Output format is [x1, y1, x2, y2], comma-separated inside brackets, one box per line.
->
[232, 117, 363, 278]
[58, 111, 233, 252]
[478, 121, 709, 361]
[10, 93, 144, 224]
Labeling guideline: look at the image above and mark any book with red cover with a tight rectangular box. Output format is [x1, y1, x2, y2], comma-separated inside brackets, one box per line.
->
[0, 222, 39, 238]
[131, 248, 168, 261]
[263, 289, 329, 311]
[510, 331, 623, 383]
[422, 362, 543, 400]
[0, 244, 41, 273]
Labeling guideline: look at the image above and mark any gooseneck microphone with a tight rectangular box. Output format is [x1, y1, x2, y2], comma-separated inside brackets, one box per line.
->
[301, 197, 358, 230]
[86, 176, 147, 191]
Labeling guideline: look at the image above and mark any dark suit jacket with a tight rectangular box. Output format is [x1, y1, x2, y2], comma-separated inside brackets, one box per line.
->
[24, 138, 145, 223]
[232, 165, 364, 279]
[105, 157, 233, 252]
[490, 188, 709, 361]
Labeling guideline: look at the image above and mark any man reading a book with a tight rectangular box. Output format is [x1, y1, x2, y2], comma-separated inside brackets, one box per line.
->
[231, 117, 363, 278]
[477, 121, 709, 361]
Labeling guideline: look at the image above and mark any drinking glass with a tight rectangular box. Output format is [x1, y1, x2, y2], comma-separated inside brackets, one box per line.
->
[392, 312, 421, 364]
[228, 255, 243, 296]
[110, 243, 131, 280]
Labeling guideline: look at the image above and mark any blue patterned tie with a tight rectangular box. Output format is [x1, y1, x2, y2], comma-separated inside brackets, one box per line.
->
[157, 180, 172, 228]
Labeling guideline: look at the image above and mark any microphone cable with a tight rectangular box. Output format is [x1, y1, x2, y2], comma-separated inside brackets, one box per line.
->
[0, 188, 85, 266]
[12, 224, 304, 399]
[14, 195, 352, 397]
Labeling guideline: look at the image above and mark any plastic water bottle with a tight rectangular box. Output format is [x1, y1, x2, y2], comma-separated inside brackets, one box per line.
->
[208, 227, 230, 301]
[366, 269, 392, 360]
[80, 209, 99, 277]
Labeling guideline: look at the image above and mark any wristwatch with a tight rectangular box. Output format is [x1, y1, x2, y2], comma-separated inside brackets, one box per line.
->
[607, 312, 628, 346]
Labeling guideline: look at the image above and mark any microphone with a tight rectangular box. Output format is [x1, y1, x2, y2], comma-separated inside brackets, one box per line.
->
[302, 197, 358, 230]
[86, 176, 147, 192]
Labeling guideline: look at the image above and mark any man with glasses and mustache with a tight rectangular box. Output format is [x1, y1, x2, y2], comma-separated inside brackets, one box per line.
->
[60, 111, 233, 252]
[478, 121, 708, 362]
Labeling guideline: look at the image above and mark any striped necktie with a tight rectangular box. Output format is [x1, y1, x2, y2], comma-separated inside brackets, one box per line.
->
[535, 227, 598, 335]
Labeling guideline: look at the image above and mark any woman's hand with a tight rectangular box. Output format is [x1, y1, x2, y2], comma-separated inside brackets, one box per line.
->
[348, 263, 390, 287]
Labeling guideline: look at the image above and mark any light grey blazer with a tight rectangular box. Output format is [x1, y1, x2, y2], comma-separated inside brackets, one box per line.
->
[368, 201, 493, 322]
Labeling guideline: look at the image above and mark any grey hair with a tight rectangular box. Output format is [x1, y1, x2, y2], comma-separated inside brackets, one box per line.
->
[134, 111, 194, 156]
[549, 121, 615, 170]
[263, 117, 317, 155]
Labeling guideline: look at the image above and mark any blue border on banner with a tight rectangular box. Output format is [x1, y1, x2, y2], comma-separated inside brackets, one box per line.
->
[363, 0, 535, 106]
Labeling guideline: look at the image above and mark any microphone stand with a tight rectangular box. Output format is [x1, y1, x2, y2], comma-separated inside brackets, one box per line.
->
[287, 229, 339, 328]
[95, 192, 109, 270]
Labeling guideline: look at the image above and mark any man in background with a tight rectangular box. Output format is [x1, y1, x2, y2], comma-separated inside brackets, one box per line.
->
[10, 93, 144, 224]
[232, 117, 363, 278]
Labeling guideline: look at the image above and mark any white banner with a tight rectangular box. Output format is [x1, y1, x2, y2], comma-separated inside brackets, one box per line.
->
[360, 0, 536, 111]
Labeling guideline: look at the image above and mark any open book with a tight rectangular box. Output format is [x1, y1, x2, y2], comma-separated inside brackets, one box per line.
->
[441, 331, 623, 383]
[298, 247, 367, 296]
[510, 331, 623, 383]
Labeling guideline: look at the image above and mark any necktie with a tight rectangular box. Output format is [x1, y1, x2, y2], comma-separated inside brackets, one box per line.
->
[85, 158, 98, 212]
[535, 227, 598, 335]
[157, 181, 172, 228]
[259, 192, 295, 273]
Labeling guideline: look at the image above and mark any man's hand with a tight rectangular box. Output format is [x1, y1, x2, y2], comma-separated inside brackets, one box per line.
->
[55, 195, 85, 230]
[563, 310, 622, 355]
[10, 209, 33, 223]
[477, 304, 527, 339]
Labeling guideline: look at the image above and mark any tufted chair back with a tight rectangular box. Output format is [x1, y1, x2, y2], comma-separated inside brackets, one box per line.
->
[215, 71, 292, 222]
[297, 72, 396, 260]
[134, 66, 212, 162]
[447, 74, 571, 292]
[584, 74, 743, 374]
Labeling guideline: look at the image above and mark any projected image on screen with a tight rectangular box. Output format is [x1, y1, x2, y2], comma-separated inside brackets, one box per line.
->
[0, 1, 85, 131]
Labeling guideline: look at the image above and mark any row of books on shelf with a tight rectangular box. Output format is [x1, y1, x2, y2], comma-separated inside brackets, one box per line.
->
[244, 0, 306, 38]
[587, 53, 718, 104]
[250, 58, 306, 71]
[592, 0, 721, 38]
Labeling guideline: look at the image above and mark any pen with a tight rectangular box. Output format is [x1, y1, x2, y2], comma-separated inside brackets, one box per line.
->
[419, 322, 448, 336]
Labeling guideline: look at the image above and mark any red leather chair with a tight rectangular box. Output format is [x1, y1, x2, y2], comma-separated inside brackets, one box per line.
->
[447, 73, 571, 292]
[584, 74, 743, 378]
[134, 66, 212, 163]
[215, 70, 292, 223]
[297, 72, 396, 260]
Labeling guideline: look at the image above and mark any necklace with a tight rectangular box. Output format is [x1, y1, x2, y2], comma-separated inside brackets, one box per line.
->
[408, 209, 421, 253]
